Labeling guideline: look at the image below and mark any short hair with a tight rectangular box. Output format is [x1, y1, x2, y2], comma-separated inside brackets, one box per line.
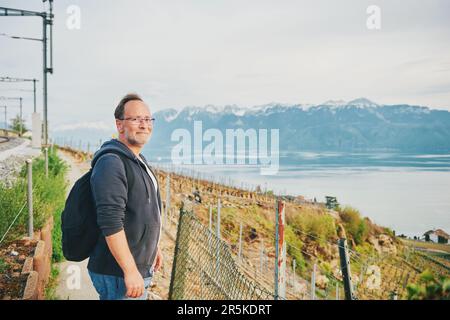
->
[114, 93, 143, 119]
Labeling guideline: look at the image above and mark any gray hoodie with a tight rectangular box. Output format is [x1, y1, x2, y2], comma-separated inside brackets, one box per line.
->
[87, 139, 161, 278]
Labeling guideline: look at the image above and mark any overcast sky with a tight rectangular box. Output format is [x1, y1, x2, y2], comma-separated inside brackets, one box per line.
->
[1, 0, 449, 126]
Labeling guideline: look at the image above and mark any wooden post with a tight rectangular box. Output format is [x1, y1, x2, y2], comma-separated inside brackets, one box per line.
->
[274, 199, 286, 299]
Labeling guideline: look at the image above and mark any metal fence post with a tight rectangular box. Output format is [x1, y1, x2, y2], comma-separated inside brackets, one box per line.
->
[165, 174, 171, 228]
[26, 159, 33, 238]
[168, 208, 186, 300]
[208, 205, 213, 254]
[216, 198, 221, 240]
[336, 282, 340, 300]
[338, 238, 356, 300]
[209, 205, 212, 232]
[44, 147, 49, 178]
[238, 221, 243, 264]
[274, 199, 286, 300]
[260, 239, 264, 274]
[216, 197, 221, 274]
[293, 259, 296, 286]
[274, 198, 279, 299]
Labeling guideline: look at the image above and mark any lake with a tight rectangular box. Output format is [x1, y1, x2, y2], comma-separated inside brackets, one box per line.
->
[145, 151, 450, 238]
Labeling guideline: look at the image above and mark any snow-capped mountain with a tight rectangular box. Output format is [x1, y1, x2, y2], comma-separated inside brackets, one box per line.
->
[146, 98, 450, 153]
[347, 98, 379, 108]
[50, 98, 450, 154]
[321, 99, 348, 107]
[157, 98, 391, 122]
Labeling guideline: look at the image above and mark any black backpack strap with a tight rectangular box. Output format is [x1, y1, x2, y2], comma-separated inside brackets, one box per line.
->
[108, 151, 135, 193]
[94, 151, 135, 194]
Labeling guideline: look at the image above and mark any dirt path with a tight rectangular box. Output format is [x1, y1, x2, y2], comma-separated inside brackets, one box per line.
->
[55, 150, 98, 300]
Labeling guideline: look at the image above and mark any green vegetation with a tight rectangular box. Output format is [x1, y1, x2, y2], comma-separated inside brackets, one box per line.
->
[0, 178, 27, 242]
[338, 206, 369, 245]
[0, 146, 67, 244]
[0, 257, 8, 274]
[220, 207, 240, 243]
[0, 147, 67, 298]
[44, 263, 61, 300]
[51, 200, 65, 263]
[285, 226, 306, 272]
[383, 227, 395, 238]
[287, 208, 336, 244]
[407, 270, 450, 300]
[10, 114, 28, 135]
[354, 242, 377, 259]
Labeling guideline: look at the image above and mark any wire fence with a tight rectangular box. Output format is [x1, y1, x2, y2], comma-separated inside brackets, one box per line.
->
[169, 207, 275, 300]
[0, 200, 27, 245]
[165, 199, 449, 300]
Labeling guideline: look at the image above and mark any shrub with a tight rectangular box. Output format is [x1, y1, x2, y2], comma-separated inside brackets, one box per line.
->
[407, 270, 450, 300]
[285, 226, 306, 272]
[339, 206, 369, 245]
[0, 179, 27, 243]
[0, 148, 67, 247]
[288, 208, 336, 244]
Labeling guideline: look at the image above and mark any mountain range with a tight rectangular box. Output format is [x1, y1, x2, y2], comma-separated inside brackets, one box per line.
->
[51, 98, 450, 155]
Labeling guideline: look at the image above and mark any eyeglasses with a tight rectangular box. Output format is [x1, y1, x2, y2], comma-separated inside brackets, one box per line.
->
[120, 117, 155, 126]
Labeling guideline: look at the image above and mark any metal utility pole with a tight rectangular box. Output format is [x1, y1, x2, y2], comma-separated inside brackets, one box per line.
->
[0, 1, 54, 146]
[19, 97, 22, 135]
[0, 77, 38, 113]
[0, 96, 24, 136]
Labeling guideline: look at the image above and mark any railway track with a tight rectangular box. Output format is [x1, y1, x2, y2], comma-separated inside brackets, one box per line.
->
[0, 135, 10, 143]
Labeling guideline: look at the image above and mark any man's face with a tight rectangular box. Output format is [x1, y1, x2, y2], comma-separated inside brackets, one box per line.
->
[116, 100, 153, 147]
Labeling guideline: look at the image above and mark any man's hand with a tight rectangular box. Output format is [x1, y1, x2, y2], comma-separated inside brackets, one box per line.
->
[105, 230, 144, 298]
[124, 269, 145, 298]
[153, 247, 163, 273]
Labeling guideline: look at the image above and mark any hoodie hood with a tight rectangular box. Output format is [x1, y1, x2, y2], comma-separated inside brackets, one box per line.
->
[91, 139, 137, 168]
[91, 139, 152, 203]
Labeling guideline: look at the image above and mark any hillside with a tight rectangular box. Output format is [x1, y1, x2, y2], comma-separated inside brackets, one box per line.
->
[146, 162, 450, 300]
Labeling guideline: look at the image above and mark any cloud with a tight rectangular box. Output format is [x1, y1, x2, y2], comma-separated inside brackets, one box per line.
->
[52, 120, 115, 132]
[0, 0, 449, 125]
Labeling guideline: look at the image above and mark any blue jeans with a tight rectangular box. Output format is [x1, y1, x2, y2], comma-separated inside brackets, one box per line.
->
[88, 269, 153, 300]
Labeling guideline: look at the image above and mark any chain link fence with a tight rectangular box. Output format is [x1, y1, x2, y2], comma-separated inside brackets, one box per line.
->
[169, 208, 275, 300]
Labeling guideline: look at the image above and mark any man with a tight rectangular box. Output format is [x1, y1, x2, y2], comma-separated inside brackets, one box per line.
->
[87, 93, 163, 300]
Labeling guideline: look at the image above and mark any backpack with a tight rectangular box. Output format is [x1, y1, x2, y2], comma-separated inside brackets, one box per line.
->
[61, 151, 134, 262]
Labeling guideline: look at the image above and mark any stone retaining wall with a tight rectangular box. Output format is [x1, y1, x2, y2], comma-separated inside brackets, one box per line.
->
[20, 216, 54, 300]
